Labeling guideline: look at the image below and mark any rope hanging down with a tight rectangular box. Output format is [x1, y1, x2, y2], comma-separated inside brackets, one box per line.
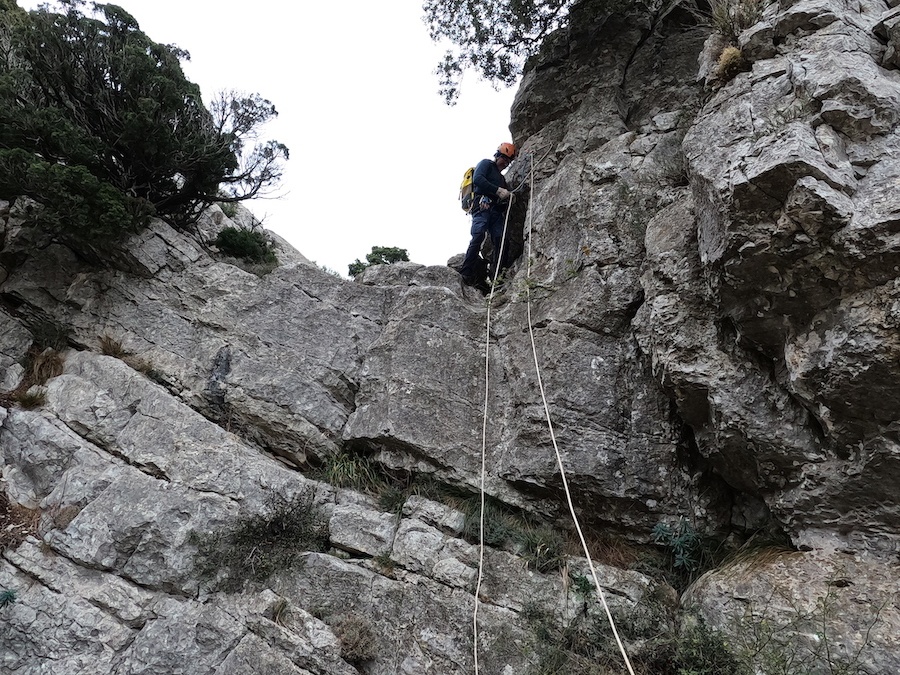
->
[472, 189, 514, 675]
[471, 152, 636, 675]
[521, 156, 637, 675]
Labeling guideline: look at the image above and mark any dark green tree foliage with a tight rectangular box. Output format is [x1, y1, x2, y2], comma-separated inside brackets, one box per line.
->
[348, 245, 410, 277]
[0, 0, 287, 245]
[213, 226, 276, 264]
[424, 0, 691, 103]
[423, 0, 575, 103]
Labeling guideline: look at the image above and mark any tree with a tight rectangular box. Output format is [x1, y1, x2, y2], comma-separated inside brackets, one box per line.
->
[423, 0, 692, 103]
[348, 246, 410, 277]
[0, 0, 287, 248]
[423, 0, 575, 103]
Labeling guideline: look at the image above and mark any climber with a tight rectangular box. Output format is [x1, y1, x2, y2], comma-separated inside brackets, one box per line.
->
[459, 142, 516, 295]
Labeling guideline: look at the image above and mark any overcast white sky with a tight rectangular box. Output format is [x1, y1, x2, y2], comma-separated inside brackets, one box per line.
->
[19, 0, 518, 275]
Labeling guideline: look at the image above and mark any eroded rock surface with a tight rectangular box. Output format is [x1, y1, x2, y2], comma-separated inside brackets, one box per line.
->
[3, 0, 900, 672]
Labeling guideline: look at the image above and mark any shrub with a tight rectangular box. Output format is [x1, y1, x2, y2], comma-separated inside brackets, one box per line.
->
[347, 245, 409, 277]
[213, 226, 277, 264]
[711, 0, 770, 44]
[523, 601, 746, 675]
[335, 614, 377, 664]
[192, 490, 329, 592]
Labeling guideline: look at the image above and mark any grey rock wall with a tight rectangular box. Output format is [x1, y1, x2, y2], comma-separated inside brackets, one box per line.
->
[2, 0, 900, 672]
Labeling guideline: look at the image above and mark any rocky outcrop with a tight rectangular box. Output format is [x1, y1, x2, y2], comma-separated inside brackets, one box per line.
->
[3, 0, 900, 672]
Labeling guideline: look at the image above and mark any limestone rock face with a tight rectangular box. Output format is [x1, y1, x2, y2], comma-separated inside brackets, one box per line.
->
[2, 0, 900, 672]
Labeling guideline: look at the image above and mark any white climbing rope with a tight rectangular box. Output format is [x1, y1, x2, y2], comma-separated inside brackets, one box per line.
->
[472, 151, 635, 675]
[522, 155, 637, 675]
[473, 191, 515, 675]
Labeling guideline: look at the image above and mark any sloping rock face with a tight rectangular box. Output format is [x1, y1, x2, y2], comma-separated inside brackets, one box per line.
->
[2, 0, 900, 672]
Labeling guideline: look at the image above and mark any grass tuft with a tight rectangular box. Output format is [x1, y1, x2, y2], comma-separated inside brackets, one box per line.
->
[99, 334, 130, 357]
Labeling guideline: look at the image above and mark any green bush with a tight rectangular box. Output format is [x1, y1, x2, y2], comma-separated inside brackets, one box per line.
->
[192, 490, 329, 592]
[213, 226, 277, 264]
[348, 245, 409, 277]
[0, 0, 287, 247]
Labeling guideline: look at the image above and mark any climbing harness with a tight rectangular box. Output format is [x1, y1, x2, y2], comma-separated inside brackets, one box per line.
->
[472, 151, 636, 675]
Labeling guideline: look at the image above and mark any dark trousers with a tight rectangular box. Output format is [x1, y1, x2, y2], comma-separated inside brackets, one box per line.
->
[460, 207, 509, 283]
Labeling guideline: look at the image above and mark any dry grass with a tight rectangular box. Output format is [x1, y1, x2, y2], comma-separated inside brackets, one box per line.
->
[13, 389, 46, 410]
[565, 530, 642, 569]
[0, 346, 64, 411]
[0, 492, 41, 551]
[99, 334, 130, 358]
[27, 347, 64, 386]
[718, 541, 799, 576]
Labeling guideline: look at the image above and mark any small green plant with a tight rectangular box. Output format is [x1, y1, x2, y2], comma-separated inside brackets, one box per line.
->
[653, 519, 702, 572]
[213, 226, 278, 264]
[0, 589, 16, 607]
[461, 495, 520, 548]
[650, 518, 726, 591]
[570, 572, 594, 600]
[459, 495, 568, 573]
[192, 490, 329, 592]
[377, 485, 408, 514]
[335, 614, 377, 665]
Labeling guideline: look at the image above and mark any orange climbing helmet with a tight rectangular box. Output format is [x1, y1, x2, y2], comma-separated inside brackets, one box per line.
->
[496, 142, 516, 160]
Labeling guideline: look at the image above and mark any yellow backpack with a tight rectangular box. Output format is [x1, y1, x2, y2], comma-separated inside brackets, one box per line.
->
[459, 167, 475, 213]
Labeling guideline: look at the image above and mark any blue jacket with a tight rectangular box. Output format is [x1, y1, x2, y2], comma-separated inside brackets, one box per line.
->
[473, 158, 509, 210]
